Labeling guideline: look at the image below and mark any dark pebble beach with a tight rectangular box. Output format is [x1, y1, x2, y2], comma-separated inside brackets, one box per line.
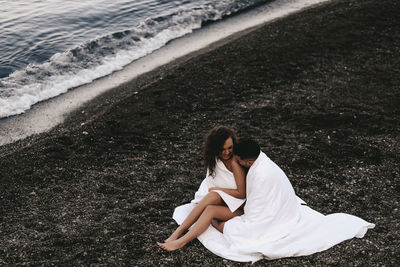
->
[0, 0, 399, 265]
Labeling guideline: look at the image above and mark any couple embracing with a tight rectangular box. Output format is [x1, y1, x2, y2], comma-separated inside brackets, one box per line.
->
[157, 126, 374, 262]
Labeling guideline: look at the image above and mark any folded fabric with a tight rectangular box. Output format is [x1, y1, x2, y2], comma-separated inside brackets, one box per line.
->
[173, 197, 374, 262]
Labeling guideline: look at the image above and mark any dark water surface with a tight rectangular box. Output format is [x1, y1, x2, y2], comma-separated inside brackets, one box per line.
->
[0, 0, 275, 118]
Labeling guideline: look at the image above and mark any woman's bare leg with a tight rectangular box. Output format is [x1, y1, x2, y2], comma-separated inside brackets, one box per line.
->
[157, 205, 243, 251]
[211, 202, 244, 233]
[164, 192, 223, 242]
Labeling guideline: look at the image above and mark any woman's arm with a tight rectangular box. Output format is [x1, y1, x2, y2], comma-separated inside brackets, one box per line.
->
[209, 157, 246, 199]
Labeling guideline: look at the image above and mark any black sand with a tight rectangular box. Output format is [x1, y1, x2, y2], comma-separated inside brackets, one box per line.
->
[0, 0, 399, 265]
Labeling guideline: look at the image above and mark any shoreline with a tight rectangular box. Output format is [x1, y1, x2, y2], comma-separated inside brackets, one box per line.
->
[0, 0, 330, 147]
[1, 0, 399, 265]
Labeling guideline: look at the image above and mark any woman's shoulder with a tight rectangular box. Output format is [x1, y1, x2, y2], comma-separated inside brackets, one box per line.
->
[216, 158, 234, 173]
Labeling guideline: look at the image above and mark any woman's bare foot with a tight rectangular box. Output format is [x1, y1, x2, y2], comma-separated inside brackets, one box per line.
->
[157, 240, 185, 252]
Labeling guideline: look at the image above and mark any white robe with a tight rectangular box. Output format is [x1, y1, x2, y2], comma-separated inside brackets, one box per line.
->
[173, 152, 375, 262]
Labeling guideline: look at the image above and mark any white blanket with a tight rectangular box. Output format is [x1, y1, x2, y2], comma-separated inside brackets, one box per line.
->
[173, 152, 375, 262]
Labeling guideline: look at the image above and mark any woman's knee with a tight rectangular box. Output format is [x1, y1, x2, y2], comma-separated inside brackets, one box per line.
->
[203, 192, 222, 204]
[203, 205, 220, 217]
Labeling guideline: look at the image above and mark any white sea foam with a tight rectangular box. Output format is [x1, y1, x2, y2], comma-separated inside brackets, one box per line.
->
[0, 0, 263, 119]
[0, 19, 201, 119]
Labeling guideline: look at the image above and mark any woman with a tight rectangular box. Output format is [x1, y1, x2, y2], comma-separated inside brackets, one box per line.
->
[157, 126, 246, 251]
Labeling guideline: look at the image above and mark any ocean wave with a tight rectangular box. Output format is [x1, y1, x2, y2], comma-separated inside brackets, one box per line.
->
[0, 0, 270, 119]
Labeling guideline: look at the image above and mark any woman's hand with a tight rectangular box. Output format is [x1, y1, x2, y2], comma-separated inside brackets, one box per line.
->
[233, 155, 242, 165]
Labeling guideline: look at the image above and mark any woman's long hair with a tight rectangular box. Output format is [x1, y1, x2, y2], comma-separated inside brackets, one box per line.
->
[203, 126, 238, 177]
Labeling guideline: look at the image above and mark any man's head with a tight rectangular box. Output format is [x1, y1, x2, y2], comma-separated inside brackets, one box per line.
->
[233, 139, 260, 168]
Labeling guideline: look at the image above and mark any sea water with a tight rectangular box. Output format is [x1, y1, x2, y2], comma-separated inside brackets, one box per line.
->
[0, 0, 274, 118]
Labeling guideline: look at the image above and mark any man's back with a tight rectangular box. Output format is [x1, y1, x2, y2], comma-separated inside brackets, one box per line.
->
[245, 152, 300, 223]
[224, 151, 301, 246]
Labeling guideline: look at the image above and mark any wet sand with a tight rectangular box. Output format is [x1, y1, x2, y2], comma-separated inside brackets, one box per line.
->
[0, 0, 399, 265]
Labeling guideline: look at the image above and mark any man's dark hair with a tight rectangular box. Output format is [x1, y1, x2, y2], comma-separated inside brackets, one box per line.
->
[233, 139, 260, 160]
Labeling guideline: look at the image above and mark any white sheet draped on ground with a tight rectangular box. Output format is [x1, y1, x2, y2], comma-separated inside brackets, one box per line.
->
[173, 152, 375, 262]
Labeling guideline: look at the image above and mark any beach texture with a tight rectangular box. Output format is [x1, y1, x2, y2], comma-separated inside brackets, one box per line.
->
[0, 0, 399, 265]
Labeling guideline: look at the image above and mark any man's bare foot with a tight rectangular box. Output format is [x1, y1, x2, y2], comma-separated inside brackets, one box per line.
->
[157, 240, 185, 252]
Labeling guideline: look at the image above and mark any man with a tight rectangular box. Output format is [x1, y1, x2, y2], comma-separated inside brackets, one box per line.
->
[220, 139, 302, 252]
[219, 139, 374, 260]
